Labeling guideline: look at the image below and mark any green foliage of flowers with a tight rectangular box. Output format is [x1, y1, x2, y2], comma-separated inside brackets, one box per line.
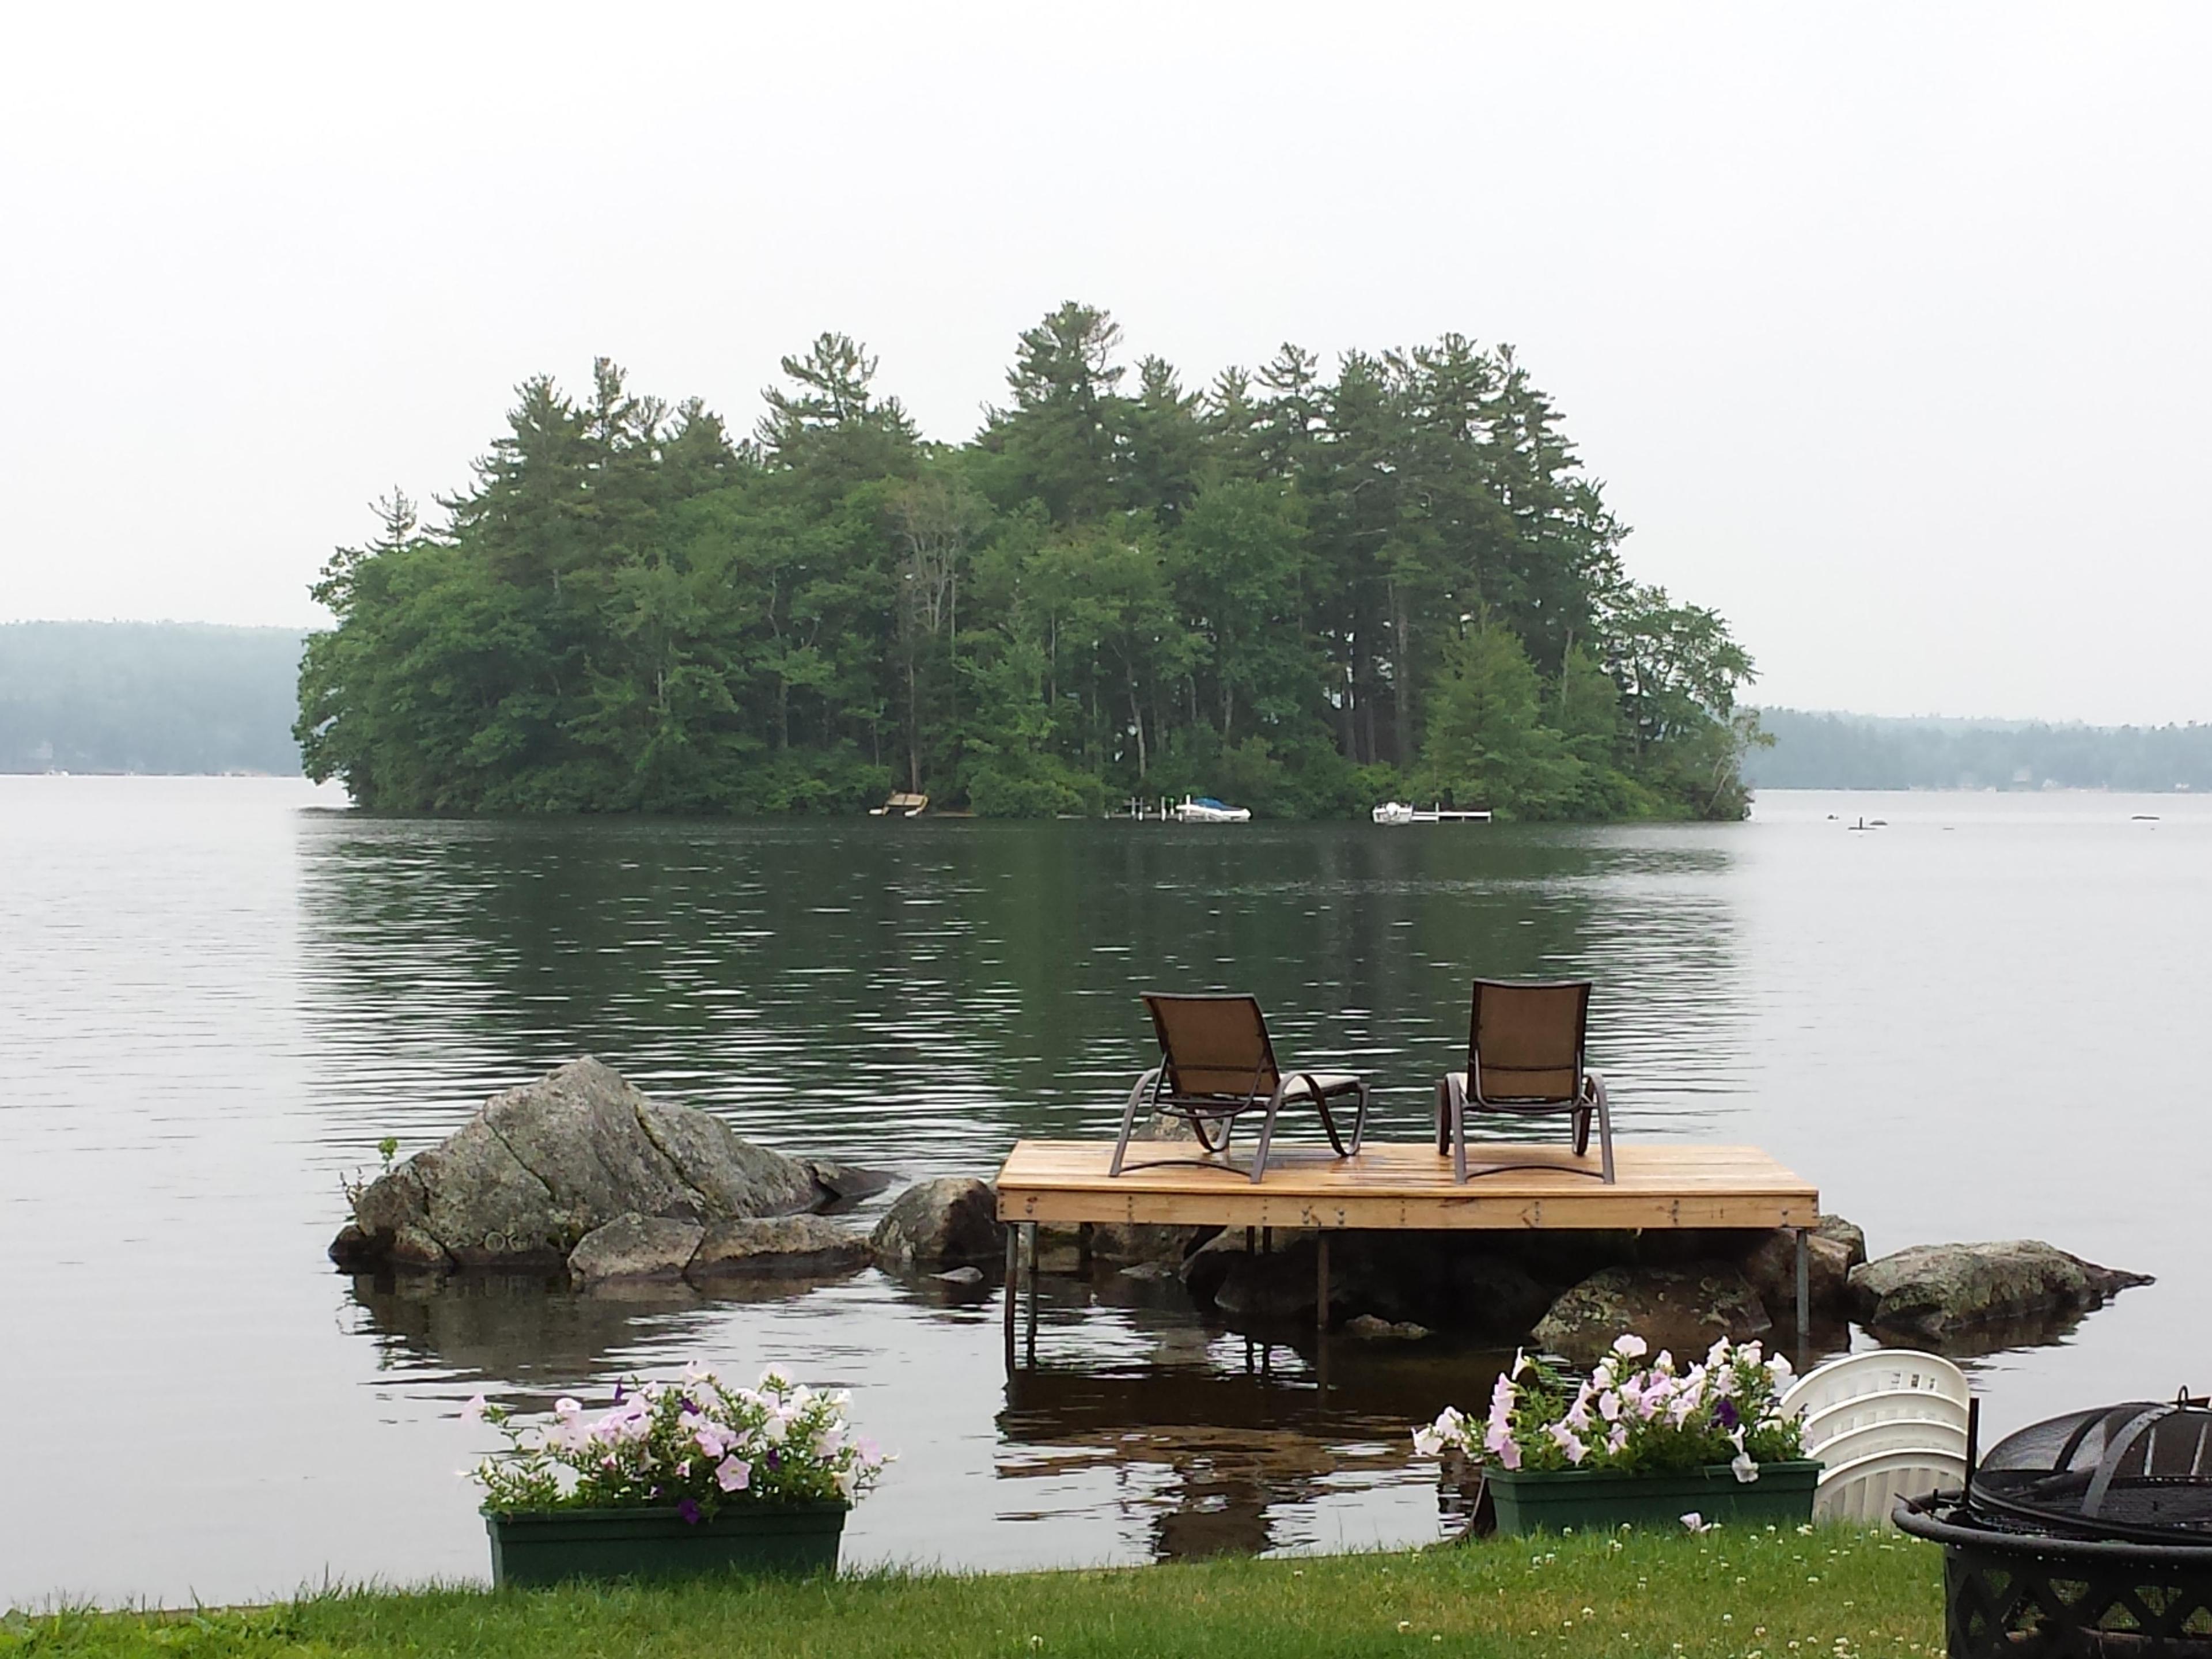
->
[0, 1528, 1944, 1658]
[1417, 1337, 1803, 1476]
[469, 1366, 886, 1520]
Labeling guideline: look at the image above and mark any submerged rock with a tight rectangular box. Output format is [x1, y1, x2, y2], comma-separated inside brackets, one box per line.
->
[1118, 1260, 1181, 1282]
[802, 1158, 899, 1208]
[331, 1058, 841, 1274]
[1847, 1240, 2153, 1338]
[869, 1176, 1002, 1270]
[1344, 1315, 1431, 1341]
[1183, 1229, 1555, 1336]
[1531, 1262, 1772, 1366]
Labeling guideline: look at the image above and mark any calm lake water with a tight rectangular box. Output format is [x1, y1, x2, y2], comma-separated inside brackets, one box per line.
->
[3, 777, 2206, 1607]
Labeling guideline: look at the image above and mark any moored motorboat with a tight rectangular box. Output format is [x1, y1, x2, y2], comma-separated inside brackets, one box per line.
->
[1173, 796, 1251, 823]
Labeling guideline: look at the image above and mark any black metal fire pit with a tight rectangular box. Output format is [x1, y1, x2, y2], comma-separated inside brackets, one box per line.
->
[1896, 1395, 2212, 1656]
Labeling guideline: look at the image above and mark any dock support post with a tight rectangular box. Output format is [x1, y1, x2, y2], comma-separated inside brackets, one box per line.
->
[1077, 1222, 1093, 1274]
[1024, 1222, 1039, 1368]
[1003, 1224, 1018, 1373]
[1315, 1230, 1332, 1396]
[1316, 1231, 1331, 1339]
[1794, 1226, 1811, 1355]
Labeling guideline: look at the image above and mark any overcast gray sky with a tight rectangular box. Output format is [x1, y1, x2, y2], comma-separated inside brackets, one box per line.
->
[3, 2, 2205, 722]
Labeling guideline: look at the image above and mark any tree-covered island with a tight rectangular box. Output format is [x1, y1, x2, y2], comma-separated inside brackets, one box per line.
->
[298, 306, 1762, 819]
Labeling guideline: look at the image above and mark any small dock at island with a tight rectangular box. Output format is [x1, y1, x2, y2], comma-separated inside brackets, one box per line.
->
[993, 1139, 1819, 1369]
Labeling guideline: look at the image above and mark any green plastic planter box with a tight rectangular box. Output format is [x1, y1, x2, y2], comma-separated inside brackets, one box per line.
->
[485, 1500, 849, 1586]
[1486, 1460, 1821, 1535]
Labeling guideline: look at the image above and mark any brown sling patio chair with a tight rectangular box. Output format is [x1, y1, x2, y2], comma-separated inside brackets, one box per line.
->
[1110, 993, 1369, 1184]
[1434, 978, 1615, 1184]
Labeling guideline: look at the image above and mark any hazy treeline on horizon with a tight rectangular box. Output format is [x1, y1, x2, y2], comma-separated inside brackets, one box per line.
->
[0, 621, 304, 775]
[1743, 707, 2212, 793]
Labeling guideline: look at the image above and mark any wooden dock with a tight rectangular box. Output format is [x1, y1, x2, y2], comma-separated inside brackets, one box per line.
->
[993, 1139, 1819, 1368]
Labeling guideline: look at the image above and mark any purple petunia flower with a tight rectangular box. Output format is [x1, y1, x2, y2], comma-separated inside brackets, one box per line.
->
[766, 1449, 781, 1471]
[1715, 1396, 1740, 1431]
[676, 1498, 702, 1525]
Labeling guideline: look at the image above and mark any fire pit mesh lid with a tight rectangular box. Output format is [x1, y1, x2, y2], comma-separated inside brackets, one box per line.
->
[1976, 1398, 2212, 1539]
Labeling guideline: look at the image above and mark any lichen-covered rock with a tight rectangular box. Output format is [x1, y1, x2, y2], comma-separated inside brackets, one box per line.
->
[416, 1118, 567, 1267]
[329, 1058, 825, 1272]
[567, 1213, 703, 1283]
[1531, 1262, 1772, 1366]
[1816, 1214, 1869, 1270]
[869, 1176, 1002, 1270]
[1847, 1240, 2153, 1337]
[388, 1221, 454, 1270]
[686, 1215, 869, 1280]
[1740, 1230, 1854, 1322]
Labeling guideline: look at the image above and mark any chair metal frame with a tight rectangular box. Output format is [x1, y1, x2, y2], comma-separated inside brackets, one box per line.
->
[1434, 978, 1615, 1184]
[1110, 993, 1369, 1185]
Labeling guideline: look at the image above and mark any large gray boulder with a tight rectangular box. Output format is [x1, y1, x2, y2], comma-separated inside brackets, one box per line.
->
[870, 1176, 1002, 1270]
[331, 1058, 826, 1272]
[1847, 1240, 2153, 1338]
[1531, 1262, 1772, 1366]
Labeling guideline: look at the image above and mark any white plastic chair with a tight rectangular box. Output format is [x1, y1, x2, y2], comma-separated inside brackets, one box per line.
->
[1801, 1386, 1971, 1448]
[1812, 1444, 1969, 1525]
[1782, 1350, 1969, 1430]
[1808, 1415, 1969, 1468]
[1783, 1350, 1971, 1528]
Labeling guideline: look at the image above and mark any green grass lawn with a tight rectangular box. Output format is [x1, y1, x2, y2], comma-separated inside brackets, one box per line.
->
[3, 1527, 1945, 1659]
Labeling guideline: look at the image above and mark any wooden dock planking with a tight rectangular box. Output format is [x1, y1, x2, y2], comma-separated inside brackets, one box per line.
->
[994, 1140, 1818, 1232]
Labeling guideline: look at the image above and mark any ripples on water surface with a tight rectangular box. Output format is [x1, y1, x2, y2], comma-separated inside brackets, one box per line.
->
[3, 778, 2207, 1604]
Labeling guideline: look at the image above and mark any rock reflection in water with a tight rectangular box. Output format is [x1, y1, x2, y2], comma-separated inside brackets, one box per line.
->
[347, 1272, 698, 1395]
